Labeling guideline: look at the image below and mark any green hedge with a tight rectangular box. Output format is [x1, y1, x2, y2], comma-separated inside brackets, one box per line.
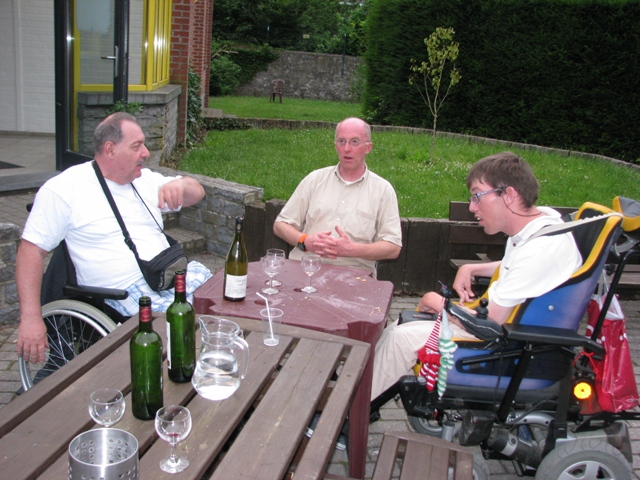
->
[364, 0, 640, 162]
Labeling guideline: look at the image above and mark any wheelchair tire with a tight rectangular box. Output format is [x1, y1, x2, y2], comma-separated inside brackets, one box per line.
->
[535, 438, 631, 480]
[470, 446, 490, 480]
[408, 414, 443, 437]
[18, 300, 117, 392]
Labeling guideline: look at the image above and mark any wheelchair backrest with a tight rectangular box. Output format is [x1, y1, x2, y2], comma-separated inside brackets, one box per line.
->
[509, 210, 623, 330]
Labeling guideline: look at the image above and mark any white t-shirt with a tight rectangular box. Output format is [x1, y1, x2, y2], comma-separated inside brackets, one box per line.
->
[488, 207, 582, 308]
[22, 161, 179, 289]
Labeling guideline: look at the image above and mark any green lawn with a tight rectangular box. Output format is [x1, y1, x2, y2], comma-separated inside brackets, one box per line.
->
[181, 105, 640, 218]
[209, 95, 361, 122]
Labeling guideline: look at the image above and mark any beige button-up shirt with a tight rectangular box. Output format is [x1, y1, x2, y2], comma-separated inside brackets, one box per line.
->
[276, 164, 402, 276]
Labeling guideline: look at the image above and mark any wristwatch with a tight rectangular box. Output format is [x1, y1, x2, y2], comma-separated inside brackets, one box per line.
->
[297, 234, 308, 251]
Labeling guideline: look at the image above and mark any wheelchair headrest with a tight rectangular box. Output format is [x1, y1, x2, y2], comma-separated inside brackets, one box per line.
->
[612, 196, 640, 238]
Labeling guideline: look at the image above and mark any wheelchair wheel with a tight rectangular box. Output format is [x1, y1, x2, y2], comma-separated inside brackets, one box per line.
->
[18, 300, 117, 392]
[470, 446, 490, 480]
[535, 438, 631, 480]
[408, 414, 443, 437]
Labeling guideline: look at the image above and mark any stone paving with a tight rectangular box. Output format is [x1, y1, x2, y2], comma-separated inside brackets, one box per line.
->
[1, 190, 640, 479]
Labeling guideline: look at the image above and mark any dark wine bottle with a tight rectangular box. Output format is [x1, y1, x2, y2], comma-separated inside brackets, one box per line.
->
[166, 270, 195, 383]
[130, 296, 163, 420]
[223, 217, 248, 301]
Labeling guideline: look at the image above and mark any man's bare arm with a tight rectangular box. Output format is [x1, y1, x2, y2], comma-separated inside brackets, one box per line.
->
[16, 240, 49, 363]
[333, 226, 400, 261]
[158, 176, 205, 209]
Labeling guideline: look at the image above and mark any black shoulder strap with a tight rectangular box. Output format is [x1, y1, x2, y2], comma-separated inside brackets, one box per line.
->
[92, 160, 141, 261]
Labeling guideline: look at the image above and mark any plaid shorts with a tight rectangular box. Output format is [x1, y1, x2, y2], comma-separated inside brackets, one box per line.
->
[106, 261, 212, 317]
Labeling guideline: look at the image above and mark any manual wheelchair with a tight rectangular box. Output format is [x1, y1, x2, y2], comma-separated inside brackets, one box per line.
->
[18, 239, 129, 391]
[372, 198, 640, 479]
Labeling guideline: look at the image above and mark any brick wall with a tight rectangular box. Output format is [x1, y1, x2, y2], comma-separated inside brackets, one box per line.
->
[170, 0, 214, 145]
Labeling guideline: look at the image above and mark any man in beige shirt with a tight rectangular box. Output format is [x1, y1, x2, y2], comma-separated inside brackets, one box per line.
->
[274, 117, 402, 277]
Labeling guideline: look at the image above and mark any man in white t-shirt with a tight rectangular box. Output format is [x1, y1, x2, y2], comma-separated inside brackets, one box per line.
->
[371, 152, 583, 400]
[16, 112, 211, 364]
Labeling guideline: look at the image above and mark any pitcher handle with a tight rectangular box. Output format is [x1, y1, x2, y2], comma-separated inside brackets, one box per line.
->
[234, 337, 249, 380]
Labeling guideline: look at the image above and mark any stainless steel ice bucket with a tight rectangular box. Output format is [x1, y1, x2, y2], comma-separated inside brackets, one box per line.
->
[68, 428, 138, 480]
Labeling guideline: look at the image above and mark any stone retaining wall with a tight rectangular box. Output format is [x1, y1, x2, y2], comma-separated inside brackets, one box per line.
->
[0, 224, 20, 324]
[236, 51, 362, 102]
[150, 167, 264, 257]
[77, 85, 182, 166]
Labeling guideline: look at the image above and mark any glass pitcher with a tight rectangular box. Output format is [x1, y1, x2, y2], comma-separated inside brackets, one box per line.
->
[192, 316, 249, 401]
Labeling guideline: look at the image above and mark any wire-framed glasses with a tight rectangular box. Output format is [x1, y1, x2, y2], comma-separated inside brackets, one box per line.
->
[335, 138, 369, 148]
[469, 188, 503, 205]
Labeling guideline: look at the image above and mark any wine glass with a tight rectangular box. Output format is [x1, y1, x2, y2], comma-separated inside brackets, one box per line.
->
[301, 254, 321, 293]
[155, 405, 192, 473]
[261, 254, 283, 295]
[88, 388, 125, 427]
[266, 248, 286, 287]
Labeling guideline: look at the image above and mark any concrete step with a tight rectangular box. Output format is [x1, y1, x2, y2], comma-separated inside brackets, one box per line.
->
[165, 227, 206, 256]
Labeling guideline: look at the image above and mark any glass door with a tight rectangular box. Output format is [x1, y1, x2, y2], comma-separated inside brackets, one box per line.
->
[55, 0, 129, 170]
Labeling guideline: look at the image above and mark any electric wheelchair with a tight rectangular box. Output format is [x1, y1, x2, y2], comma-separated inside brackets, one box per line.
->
[372, 198, 640, 479]
[18, 239, 130, 391]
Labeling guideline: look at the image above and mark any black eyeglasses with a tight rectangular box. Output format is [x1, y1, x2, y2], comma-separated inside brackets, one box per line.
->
[469, 188, 503, 205]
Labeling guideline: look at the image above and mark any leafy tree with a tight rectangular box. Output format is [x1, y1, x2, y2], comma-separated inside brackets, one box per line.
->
[212, 0, 368, 55]
[409, 27, 461, 160]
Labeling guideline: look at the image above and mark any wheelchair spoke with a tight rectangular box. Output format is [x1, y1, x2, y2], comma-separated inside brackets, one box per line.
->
[19, 302, 116, 392]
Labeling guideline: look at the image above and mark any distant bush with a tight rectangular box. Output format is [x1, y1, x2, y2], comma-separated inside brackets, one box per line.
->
[210, 43, 278, 96]
[364, 0, 640, 163]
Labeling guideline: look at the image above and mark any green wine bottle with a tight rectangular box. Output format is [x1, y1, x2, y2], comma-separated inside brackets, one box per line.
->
[223, 217, 248, 301]
[130, 296, 163, 420]
[166, 270, 195, 383]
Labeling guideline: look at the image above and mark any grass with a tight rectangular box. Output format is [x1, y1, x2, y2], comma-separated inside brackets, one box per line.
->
[180, 97, 640, 219]
[209, 95, 361, 122]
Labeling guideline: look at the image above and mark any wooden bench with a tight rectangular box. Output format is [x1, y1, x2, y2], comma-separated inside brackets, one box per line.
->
[325, 431, 473, 480]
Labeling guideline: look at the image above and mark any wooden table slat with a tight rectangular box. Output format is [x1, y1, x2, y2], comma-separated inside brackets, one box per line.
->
[139, 331, 293, 480]
[295, 343, 370, 480]
[210, 338, 344, 480]
[0, 317, 138, 438]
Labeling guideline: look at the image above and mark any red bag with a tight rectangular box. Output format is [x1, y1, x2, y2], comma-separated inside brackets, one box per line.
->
[586, 292, 639, 413]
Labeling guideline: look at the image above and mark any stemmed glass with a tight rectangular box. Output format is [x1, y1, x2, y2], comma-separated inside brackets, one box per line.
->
[261, 253, 283, 295]
[88, 388, 125, 428]
[266, 248, 285, 287]
[301, 254, 321, 293]
[155, 405, 192, 473]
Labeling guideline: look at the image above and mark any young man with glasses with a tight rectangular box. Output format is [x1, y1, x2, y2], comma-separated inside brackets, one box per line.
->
[273, 117, 402, 277]
[371, 151, 582, 400]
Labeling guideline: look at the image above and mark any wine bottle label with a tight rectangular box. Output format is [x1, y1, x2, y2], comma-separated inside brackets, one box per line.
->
[225, 274, 247, 299]
[140, 306, 152, 323]
[166, 321, 172, 369]
[175, 274, 186, 292]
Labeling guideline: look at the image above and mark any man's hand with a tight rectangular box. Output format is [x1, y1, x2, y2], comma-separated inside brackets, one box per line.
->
[334, 226, 357, 258]
[305, 231, 338, 258]
[17, 315, 48, 364]
[159, 177, 205, 210]
[452, 264, 476, 304]
[158, 179, 186, 210]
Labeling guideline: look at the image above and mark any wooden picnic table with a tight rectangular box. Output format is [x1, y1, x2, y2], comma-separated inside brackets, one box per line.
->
[193, 259, 395, 478]
[0, 314, 370, 480]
